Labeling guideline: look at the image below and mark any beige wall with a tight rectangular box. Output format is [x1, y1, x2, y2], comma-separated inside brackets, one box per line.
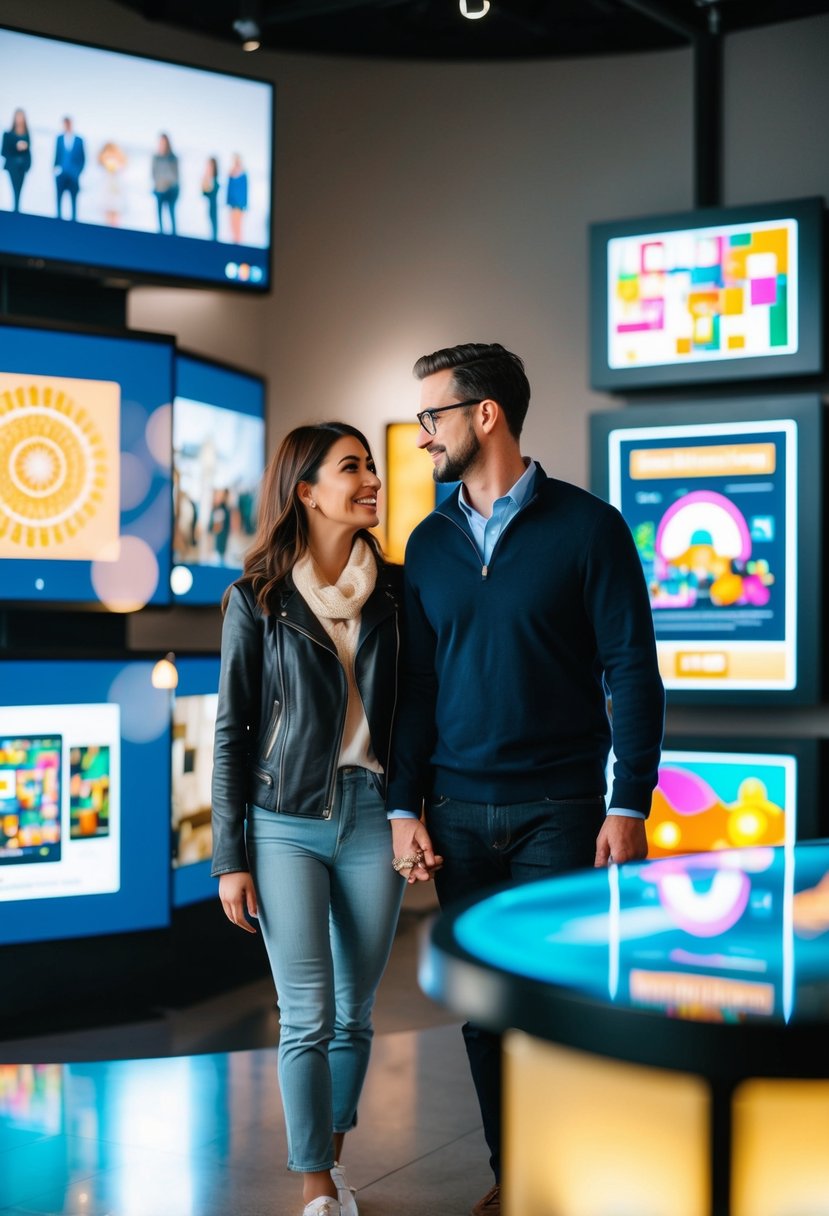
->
[4, 2, 829, 684]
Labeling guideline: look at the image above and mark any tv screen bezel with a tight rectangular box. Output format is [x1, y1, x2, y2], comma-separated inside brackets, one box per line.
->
[172, 347, 267, 606]
[0, 22, 275, 294]
[589, 196, 825, 392]
[589, 394, 823, 706]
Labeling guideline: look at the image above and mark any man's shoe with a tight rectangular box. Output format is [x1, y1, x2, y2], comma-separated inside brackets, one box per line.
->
[470, 1182, 500, 1215]
[330, 1163, 358, 1216]
[302, 1198, 340, 1216]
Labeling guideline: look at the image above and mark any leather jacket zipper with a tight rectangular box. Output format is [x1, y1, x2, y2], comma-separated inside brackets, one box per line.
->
[280, 615, 346, 819]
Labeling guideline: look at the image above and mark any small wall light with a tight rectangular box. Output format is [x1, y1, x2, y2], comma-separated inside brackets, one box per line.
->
[152, 652, 179, 690]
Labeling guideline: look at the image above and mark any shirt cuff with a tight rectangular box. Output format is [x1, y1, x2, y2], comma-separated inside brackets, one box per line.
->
[387, 809, 420, 820]
[607, 807, 646, 820]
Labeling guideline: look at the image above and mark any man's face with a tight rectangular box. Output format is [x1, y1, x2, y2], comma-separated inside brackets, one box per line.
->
[417, 369, 481, 484]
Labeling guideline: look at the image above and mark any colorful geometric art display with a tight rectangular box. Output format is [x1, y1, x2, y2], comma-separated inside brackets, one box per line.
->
[608, 219, 798, 370]
[0, 374, 120, 560]
[647, 750, 794, 859]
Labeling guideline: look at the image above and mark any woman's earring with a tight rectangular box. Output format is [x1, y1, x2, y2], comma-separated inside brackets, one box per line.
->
[309, 500, 317, 508]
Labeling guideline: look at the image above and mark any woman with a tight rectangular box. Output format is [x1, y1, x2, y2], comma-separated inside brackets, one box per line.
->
[151, 132, 179, 235]
[2, 108, 32, 213]
[201, 156, 220, 240]
[226, 151, 248, 243]
[212, 422, 407, 1216]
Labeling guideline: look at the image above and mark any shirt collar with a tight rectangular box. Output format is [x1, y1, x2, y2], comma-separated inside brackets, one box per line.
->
[458, 457, 536, 522]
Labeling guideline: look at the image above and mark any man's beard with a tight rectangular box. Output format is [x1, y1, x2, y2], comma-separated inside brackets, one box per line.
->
[433, 425, 481, 484]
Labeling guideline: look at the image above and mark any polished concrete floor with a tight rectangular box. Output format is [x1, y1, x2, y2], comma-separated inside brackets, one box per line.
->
[0, 890, 493, 1216]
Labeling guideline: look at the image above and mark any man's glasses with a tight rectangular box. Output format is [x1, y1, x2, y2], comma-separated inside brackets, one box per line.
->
[416, 399, 483, 436]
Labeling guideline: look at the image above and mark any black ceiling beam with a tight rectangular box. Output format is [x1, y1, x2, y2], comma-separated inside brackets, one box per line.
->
[615, 0, 722, 208]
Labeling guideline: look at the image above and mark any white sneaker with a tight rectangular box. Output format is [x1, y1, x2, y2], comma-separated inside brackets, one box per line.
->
[330, 1162, 359, 1216]
[302, 1198, 341, 1216]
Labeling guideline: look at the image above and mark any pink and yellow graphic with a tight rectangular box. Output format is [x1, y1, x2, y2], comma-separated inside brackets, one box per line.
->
[0, 374, 120, 560]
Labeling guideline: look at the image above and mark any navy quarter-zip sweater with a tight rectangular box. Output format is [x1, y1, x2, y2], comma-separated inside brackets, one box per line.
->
[387, 462, 665, 815]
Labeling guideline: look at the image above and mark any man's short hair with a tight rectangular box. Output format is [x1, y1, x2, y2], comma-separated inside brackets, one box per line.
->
[413, 342, 530, 439]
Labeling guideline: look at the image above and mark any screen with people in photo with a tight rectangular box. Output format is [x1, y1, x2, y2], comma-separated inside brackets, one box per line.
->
[171, 656, 220, 906]
[0, 25, 273, 289]
[0, 658, 171, 945]
[0, 320, 174, 609]
[171, 352, 265, 604]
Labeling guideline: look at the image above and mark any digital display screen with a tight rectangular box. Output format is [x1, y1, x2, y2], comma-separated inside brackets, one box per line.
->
[590, 397, 822, 703]
[385, 422, 457, 565]
[0, 659, 171, 945]
[0, 26, 273, 290]
[171, 353, 265, 604]
[0, 320, 174, 609]
[607, 218, 798, 370]
[589, 198, 823, 390]
[606, 737, 819, 858]
[171, 656, 219, 907]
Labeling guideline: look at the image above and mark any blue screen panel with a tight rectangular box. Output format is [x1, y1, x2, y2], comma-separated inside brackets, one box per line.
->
[0, 659, 172, 945]
[0, 321, 174, 608]
[171, 353, 265, 605]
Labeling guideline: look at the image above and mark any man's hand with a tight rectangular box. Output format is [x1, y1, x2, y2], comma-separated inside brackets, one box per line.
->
[391, 818, 443, 884]
[594, 816, 648, 867]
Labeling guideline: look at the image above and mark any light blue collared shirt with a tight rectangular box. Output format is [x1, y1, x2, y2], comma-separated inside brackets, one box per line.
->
[388, 458, 644, 821]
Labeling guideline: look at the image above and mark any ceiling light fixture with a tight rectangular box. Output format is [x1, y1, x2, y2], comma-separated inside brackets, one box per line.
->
[233, 9, 261, 50]
[460, 0, 491, 18]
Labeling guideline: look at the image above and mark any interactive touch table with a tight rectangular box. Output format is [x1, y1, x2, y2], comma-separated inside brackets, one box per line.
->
[422, 842, 829, 1216]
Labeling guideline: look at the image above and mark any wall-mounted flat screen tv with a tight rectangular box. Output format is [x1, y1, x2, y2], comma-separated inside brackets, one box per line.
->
[607, 736, 819, 859]
[589, 197, 824, 391]
[171, 656, 219, 907]
[171, 352, 265, 604]
[0, 658, 171, 945]
[0, 25, 273, 290]
[590, 396, 823, 703]
[0, 318, 174, 609]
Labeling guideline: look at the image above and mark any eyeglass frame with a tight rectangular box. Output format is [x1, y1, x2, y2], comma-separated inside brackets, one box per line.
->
[416, 398, 483, 435]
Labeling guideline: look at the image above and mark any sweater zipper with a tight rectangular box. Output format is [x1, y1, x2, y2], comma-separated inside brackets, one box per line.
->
[279, 616, 346, 818]
[440, 489, 539, 581]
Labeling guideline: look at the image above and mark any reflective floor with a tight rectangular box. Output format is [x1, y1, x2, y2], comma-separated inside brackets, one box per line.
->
[0, 897, 490, 1216]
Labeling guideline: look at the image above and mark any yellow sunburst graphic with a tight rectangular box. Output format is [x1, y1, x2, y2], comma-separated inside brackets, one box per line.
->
[0, 375, 120, 560]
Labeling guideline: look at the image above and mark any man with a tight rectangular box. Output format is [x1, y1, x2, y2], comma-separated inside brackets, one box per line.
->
[387, 342, 665, 1216]
[54, 116, 85, 221]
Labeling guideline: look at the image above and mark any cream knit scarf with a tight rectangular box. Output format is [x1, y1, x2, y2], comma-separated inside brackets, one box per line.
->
[292, 536, 376, 663]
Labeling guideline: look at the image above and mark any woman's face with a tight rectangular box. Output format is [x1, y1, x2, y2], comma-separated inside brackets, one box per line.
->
[300, 436, 380, 533]
[14, 110, 25, 132]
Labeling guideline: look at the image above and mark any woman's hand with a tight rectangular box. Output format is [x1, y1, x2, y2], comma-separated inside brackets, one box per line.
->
[219, 871, 259, 933]
[391, 818, 443, 884]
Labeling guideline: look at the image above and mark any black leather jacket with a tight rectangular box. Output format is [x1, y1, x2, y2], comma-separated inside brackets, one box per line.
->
[211, 564, 400, 876]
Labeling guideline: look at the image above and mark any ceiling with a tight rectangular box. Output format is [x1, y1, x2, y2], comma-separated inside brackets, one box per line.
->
[114, 0, 829, 61]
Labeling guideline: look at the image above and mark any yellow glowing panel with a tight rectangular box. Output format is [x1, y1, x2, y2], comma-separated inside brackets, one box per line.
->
[749, 227, 789, 276]
[676, 337, 693, 355]
[732, 1078, 829, 1216]
[727, 334, 746, 350]
[0, 374, 120, 560]
[385, 423, 435, 566]
[503, 1030, 709, 1216]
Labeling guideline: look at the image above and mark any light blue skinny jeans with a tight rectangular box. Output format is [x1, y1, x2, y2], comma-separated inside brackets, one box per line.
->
[247, 766, 404, 1172]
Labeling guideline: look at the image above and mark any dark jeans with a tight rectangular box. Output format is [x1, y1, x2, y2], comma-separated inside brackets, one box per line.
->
[426, 792, 606, 1182]
[56, 173, 79, 220]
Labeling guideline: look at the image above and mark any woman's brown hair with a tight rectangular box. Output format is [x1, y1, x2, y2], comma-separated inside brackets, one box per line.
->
[223, 421, 383, 614]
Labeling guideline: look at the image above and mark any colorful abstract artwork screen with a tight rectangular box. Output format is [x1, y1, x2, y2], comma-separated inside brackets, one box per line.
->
[0, 319, 174, 609]
[589, 197, 823, 390]
[590, 397, 823, 703]
[647, 739, 817, 859]
[0, 658, 171, 945]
